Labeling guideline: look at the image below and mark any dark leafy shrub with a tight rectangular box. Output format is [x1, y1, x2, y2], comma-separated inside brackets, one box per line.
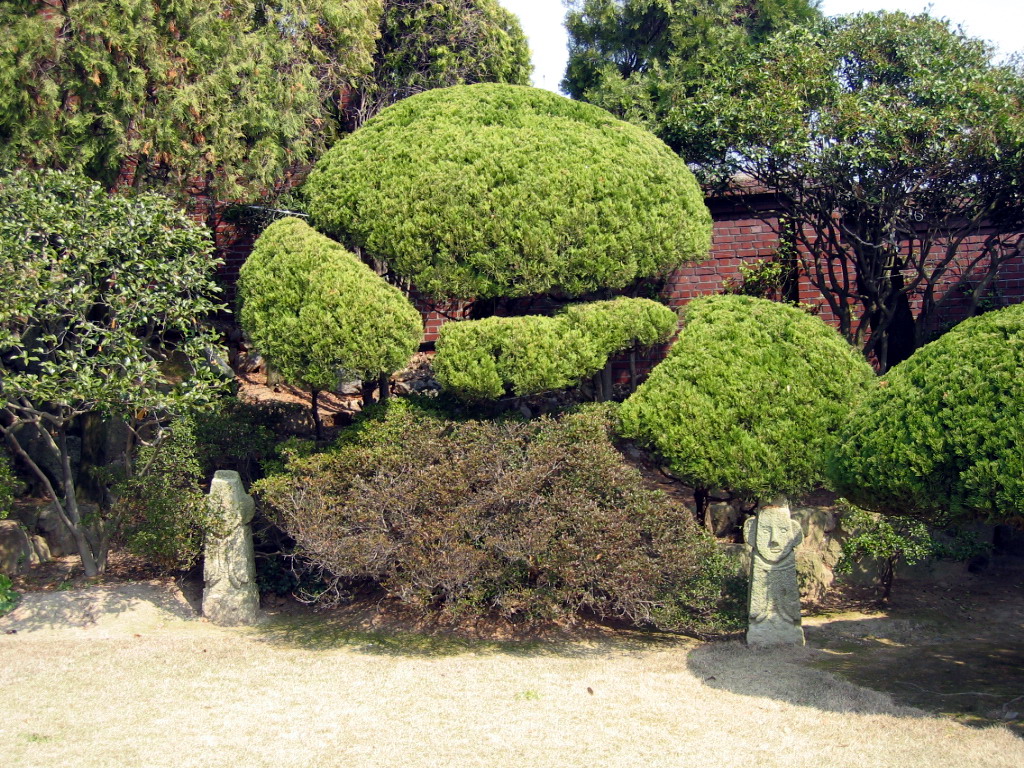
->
[255, 400, 740, 633]
[115, 419, 217, 571]
[618, 295, 875, 502]
[192, 398, 283, 483]
[0, 453, 16, 520]
[829, 302, 1024, 526]
[305, 83, 712, 300]
[434, 297, 677, 400]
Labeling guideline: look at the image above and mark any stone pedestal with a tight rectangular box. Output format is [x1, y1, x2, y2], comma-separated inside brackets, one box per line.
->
[745, 498, 805, 647]
[202, 471, 260, 626]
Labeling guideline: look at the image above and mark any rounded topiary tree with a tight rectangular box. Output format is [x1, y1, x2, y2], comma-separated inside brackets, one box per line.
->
[617, 295, 875, 513]
[433, 297, 677, 401]
[828, 303, 1024, 527]
[237, 217, 423, 437]
[304, 83, 712, 301]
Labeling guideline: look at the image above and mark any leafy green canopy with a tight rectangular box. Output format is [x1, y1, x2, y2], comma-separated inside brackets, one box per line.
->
[828, 303, 1024, 526]
[346, 0, 531, 127]
[304, 83, 712, 300]
[0, 169, 228, 575]
[0, 0, 382, 199]
[434, 298, 678, 400]
[666, 12, 1024, 367]
[561, 0, 820, 141]
[0, 169, 226, 419]
[238, 217, 422, 392]
[618, 295, 875, 500]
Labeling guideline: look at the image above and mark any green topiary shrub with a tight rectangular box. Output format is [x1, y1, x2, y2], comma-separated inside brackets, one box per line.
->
[433, 298, 677, 400]
[237, 216, 423, 435]
[828, 303, 1024, 526]
[618, 295, 875, 504]
[304, 83, 712, 300]
[255, 400, 742, 634]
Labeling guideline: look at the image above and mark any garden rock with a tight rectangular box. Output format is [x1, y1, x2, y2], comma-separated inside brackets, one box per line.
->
[37, 503, 79, 558]
[745, 498, 805, 646]
[202, 470, 260, 626]
[0, 520, 34, 575]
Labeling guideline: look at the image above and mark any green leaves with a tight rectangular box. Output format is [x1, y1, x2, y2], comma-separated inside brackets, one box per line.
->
[617, 295, 875, 500]
[433, 298, 678, 400]
[828, 303, 1024, 525]
[0, 0, 383, 199]
[306, 83, 711, 300]
[237, 217, 423, 391]
[0, 169, 228, 423]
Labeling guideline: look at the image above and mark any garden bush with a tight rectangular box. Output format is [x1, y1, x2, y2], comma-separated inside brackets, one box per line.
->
[304, 83, 711, 300]
[618, 295, 875, 504]
[829, 303, 1024, 526]
[255, 400, 742, 634]
[237, 216, 422, 434]
[115, 419, 217, 572]
[433, 298, 677, 400]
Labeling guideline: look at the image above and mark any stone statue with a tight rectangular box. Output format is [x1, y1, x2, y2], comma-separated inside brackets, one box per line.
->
[744, 498, 805, 646]
[202, 470, 260, 626]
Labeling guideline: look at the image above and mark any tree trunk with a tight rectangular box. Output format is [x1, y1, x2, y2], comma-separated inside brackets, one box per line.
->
[602, 360, 614, 402]
[378, 373, 390, 402]
[310, 389, 323, 441]
[628, 348, 637, 394]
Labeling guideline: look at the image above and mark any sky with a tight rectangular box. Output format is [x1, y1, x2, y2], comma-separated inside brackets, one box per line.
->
[497, 1, 1022, 93]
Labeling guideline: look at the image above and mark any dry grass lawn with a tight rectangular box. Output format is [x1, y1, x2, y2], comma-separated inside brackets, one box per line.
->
[0, 582, 1021, 768]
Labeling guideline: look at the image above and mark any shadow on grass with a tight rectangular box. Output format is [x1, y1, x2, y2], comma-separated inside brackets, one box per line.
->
[685, 615, 1024, 736]
[251, 610, 697, 659]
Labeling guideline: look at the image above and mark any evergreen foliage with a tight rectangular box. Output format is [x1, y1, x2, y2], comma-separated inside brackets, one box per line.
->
[667, 12, 1024, 368]
[305, 83, 712, 300]
[434, 298, 677, 400]
[345, 0, 531, 127]
[0, 169, 228, 575]
[0, 0, 383, 199]
[618, 295, 874, 501]
[561, 0, 820, 140]
[256, 400, 743, 633]
[828, 303, 1024, 526]
[237, 217, 422, 425]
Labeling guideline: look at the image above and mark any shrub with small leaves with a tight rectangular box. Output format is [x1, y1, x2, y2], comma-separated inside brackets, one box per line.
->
[115, 419, 216, 572]
[829, 302, 1024, 526]
[256, 400, 740, 633]
[0, 453, 16, 520]
[434, 298, 677, 400]
[305, 83, 712, 300]
[837, 503, 988, 599]
[618, 295, 875, 502]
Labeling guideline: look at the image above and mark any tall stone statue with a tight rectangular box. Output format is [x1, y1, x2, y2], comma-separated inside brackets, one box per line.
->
[744, 498, 805, 646]
[202, 470, 260, 626]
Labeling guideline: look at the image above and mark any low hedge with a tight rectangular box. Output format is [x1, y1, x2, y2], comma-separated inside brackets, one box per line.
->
[255, 401, 743, 633]
[433, 297, 677, 400]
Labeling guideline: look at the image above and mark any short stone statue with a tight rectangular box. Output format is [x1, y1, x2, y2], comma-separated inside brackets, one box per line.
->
[202, 470, 260, 626]
[744, 498, 805, 646]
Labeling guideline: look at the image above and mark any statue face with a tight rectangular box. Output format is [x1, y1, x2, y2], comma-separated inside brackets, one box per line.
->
[754, 507, 799, 563]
